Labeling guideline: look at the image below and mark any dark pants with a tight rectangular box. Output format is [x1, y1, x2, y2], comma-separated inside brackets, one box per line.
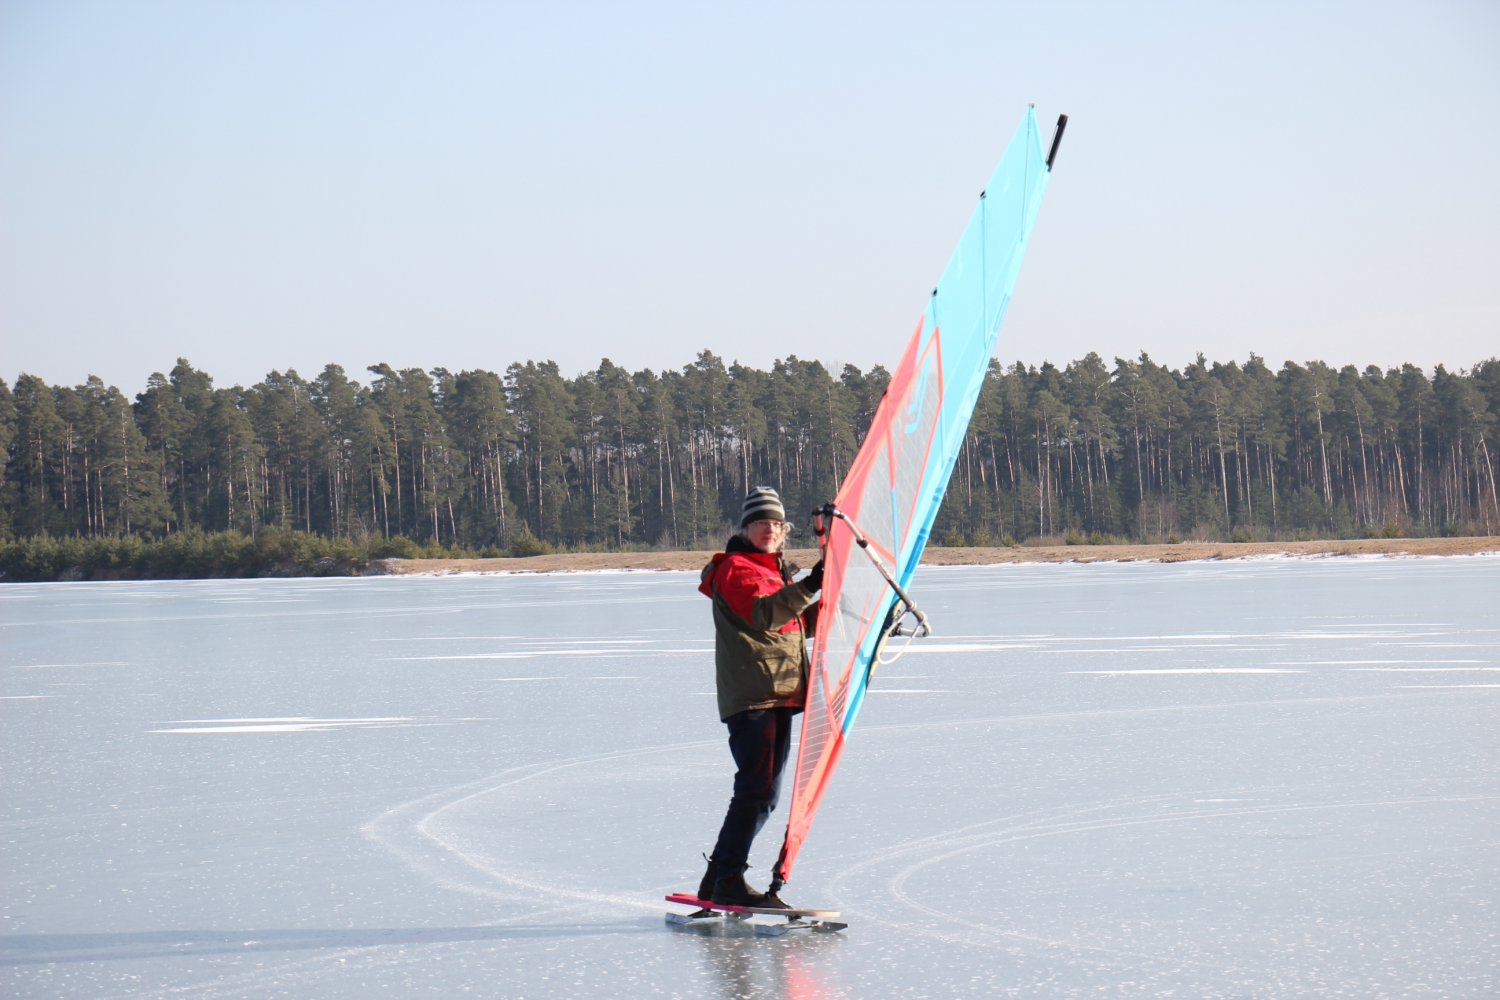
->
[710, 708, 795, 873]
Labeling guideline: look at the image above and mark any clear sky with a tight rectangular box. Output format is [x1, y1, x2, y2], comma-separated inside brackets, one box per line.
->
[2, 0, 1496, 394]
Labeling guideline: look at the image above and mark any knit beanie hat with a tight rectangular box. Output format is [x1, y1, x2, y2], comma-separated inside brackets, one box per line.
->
[740, 486, 786, 527]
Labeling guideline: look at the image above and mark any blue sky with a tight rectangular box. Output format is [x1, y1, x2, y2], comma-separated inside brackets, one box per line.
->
[2, 0, 1496, 393]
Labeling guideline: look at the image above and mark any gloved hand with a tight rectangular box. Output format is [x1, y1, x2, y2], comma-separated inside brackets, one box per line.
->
[803, 560, 824, 592]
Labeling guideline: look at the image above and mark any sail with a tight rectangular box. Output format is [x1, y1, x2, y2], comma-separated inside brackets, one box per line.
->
[775, 106, 1059, 885]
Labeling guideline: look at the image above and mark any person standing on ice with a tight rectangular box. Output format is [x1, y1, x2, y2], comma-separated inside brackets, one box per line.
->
[695, 486, 823, 908]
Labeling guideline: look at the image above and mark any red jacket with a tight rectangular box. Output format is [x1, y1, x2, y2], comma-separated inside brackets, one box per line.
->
[699, 542, 818, 720]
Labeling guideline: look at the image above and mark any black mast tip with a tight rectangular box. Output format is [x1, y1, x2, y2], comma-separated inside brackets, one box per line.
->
[1046, 113, 1069, 172]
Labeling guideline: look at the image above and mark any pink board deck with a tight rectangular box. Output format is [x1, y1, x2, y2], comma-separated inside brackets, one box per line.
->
[664, 892, 840, 919]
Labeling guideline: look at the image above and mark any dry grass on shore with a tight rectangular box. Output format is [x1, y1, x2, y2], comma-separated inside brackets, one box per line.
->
[369, 536, 1499, 576]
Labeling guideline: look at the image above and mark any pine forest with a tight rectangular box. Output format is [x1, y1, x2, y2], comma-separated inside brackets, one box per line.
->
[1, 352, 1497, 579]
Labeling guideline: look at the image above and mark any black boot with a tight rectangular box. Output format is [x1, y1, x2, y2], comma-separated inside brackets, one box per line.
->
[758, 887, 793, 910]
[710, 868, 767, 907]
[696, 856, 717, 901]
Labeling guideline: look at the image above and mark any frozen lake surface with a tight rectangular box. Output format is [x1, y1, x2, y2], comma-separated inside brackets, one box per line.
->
[3, 557, 1497, 998]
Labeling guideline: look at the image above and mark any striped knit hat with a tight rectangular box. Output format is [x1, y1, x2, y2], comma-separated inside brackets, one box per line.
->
[740, 486, 786, 527]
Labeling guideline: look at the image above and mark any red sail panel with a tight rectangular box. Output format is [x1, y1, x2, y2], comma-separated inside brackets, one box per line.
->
[777, 319, 945, 883]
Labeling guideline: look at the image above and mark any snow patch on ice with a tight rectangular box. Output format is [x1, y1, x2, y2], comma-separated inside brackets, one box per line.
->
[1270, 659, 1490, 666]
[1072, 668, 1305, 676]
[897, 642, 1037, 654]
[392, 648, 703, 661]
[485, 675, 643, 682]
[1225, 550, 1500, 563]
[372, 634, 524, 642]
[149, 717, 419, 734]
[3, 661, 129, 669]
[1399, 684, 1500, 689]
[1041, 644, 1271, 653]
[1350, 665, 1497, 672]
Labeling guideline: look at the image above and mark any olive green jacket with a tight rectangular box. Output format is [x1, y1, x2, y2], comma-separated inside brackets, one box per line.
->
[699, 543, 818, 721]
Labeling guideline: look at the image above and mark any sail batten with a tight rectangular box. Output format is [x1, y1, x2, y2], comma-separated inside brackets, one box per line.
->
[773, 107, 1059, 886]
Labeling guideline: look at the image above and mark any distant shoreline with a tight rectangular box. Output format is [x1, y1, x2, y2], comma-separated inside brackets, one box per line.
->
[369, 536, 1500, 576]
